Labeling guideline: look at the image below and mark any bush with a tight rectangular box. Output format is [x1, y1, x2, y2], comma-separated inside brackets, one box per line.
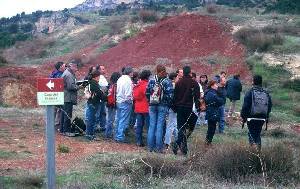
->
[282, 79, 300, 92]
[58, 144, 70, 153]
[293, 105, 300, 117]
[234, 27, 284, 52]
[189, 142, 299, 185]
[206, 5, 218, 14]
[139, 10, 159, 23]
[108, 17, 126, 35]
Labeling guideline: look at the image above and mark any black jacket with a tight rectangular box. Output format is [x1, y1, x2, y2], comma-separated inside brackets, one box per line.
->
[226, 77, 242, 101]
[174, 75, 200, 110]
[204, 88, 225, 121]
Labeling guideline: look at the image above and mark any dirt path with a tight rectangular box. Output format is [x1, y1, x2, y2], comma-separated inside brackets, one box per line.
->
[0, 108, 140, 174]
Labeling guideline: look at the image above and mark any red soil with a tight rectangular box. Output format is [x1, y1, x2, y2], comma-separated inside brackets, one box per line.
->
[0, 14, 251, 108]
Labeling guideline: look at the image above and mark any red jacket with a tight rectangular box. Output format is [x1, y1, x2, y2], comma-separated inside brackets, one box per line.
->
[133, 80, 149, 113]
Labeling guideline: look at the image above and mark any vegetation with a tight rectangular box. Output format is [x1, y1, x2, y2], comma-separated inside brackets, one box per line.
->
[58, 144, 70, 153]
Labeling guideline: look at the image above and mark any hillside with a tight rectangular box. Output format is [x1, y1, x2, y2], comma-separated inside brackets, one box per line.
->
[0, 13, 250, 107]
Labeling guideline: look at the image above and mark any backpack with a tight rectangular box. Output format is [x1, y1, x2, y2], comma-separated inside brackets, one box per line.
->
[149, 75, 166, 105]
[71, 117, 86, 134]
[250, 88, 269, 117]
[107, 84, 117, 107]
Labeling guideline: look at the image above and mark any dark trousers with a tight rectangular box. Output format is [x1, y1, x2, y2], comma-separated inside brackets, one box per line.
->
[60, 102, 74, 133]
[206, 120, 217, 143]
[176, 107, 193, 153]
[247, 120, 264, 145]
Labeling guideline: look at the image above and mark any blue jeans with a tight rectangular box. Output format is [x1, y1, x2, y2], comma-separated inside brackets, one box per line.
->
[115, 101, 133, 142]
[135, 113, 149, 145]
[147, 105, 168, 152]
[164, 109, 178, 145]
[96, 101, 106, 129]
[105, 107, 116, 138]
[218, 105, 225, 133]
[85, 103, 98, 137]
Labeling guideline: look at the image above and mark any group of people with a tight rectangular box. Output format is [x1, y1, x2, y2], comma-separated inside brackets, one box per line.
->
[50, 60, 272, 155]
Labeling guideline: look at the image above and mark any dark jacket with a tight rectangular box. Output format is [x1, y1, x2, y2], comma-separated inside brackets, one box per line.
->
[87, 79, 104, 106]
[217, 86, 227, 105]
[62, 68, 78, 104]
[241, 86, 272, 120]
[226, 77, 242, 101]
[204, 88, 225, 121]
[49, 70, 63, 78]
[146, 75, 174, 106]
[174, 75, 200, 110]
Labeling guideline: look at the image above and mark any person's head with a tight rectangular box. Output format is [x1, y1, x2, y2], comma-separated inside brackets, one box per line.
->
[99, 65, 106, 75]
[191, 72, 196, 80]
[183, 66, 191, 77]
[200, 75, 208, 83]
[90, 70, 101, 81]
[132, 71, 139, 80]
[68, 60, 78, 72]
[208, 80, 218, 90]
[156, 65, 167, 78]
[220, 71, 227, 78]
[139, 70, 151, 81]
[253, 75, 262, 86]
[233, 74, 240, 79]
[176, 69, 183, 79]
[220, 76, 226, 86]
[123, 66, 133, 77]
[55, 61, 65, 72]
[110, 72, 121, 84]
[168, 72, 177, 81]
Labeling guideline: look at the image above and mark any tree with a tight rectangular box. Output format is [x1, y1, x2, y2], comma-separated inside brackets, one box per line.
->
[8, 24, 18, 33]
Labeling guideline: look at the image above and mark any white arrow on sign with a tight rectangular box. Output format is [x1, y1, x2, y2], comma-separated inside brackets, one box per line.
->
[46, 80, 55, 90]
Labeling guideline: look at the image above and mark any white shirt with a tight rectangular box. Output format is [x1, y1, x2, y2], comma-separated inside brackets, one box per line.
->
[98, 75, 108, 87]
[116, 75, 133, 103]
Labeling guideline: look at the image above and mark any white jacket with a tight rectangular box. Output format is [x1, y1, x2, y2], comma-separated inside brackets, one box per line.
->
[116, 75, 133, 103]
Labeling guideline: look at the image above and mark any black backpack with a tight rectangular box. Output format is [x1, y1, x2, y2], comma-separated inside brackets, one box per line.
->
[71, 117, 86, 134]
[250, 88, 269, 118]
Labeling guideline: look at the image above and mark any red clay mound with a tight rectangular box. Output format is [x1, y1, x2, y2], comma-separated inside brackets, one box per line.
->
[90, 14, 250, 80]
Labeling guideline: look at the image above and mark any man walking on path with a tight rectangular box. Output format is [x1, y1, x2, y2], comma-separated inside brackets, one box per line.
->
[241, 75, 272, 149]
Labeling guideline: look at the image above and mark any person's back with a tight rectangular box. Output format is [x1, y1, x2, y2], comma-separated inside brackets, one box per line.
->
[241, 75, 272, 149]
[116, 74, 133, 104]
[226, 76, 242, 101]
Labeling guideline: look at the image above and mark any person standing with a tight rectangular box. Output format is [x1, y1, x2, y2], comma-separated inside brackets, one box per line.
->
[133, 70, 151, 147]
[241, 75, 272, 150]
[172, 66, 200, 155]
[105, 72, 121, 138]
[85, 70, 105, 141]
[217, 76, 227, 133]
[96, 65, 108, 131]
[60, 61, 79, 137]
[146, 65, 173, 153]
[49, 61, 65, 131]
[226, 74, 242, 117]
[164, 72, 178, 149]
[204, 80, 225, 145]
[114, 67, 134, 143]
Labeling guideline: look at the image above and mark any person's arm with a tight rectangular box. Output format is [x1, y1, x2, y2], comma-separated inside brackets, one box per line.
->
[64, 74, 78, 91]
[194, 82, 201, 111]
[164, 79, 174, 106]
[267, 93, 272, 118]
[241, 90, 252, 120]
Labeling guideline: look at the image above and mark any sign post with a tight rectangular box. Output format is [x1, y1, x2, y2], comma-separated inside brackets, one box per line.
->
[37, 78, 64, 189]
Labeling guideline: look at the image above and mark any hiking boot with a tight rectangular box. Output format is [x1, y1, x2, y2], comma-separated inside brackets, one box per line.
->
[171, 142, 178, 155]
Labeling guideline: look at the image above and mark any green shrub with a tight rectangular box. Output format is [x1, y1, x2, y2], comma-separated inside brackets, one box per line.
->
[293, 105, 300, 117]
[206, 5, 218, 14]
[282, 79, 300, 92]
[58, 144, 70, 153]
[139, 10, 159, 23]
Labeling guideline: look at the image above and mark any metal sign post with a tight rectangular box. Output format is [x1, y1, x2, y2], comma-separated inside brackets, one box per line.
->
[46, 105, 55, 189]
[37, 78, 64, 189]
